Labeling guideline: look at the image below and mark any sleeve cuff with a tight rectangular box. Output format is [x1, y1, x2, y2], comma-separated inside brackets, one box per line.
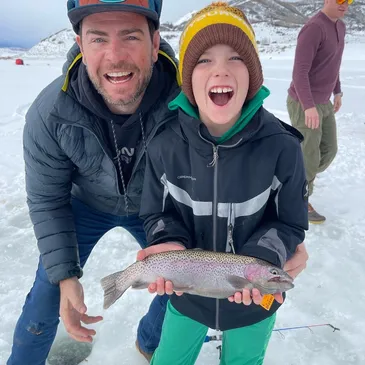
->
[46, 264, 83, 285]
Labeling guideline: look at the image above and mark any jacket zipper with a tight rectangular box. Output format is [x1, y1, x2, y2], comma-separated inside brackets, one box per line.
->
[209, 145, 220, 330]
[198, 131, 242, 331]
[226, 203, 236, 254]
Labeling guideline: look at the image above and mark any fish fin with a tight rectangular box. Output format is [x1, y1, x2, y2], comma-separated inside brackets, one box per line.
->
[192, 248, 203, 251]
[227, 275, 252, 290]
[131, 281, 149, 290]
[100, 270, 128, 310]
[173, 285, 194, 292]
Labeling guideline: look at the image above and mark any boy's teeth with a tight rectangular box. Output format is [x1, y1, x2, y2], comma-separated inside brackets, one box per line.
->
[210, 87, 233, 94]
[107, 72, 131, 77]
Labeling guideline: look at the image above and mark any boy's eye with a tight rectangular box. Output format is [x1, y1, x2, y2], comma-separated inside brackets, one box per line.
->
[196, 59, 210, 64]
[230, 56, 243, 61]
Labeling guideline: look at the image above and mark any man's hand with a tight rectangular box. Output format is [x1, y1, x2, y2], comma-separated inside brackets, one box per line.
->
[59, 277, 103, 343]
[284, 242, 309, 279]
[305, 107, 320, 129]
[137, 242, 185, 296]
[333, 94, 342, 113]
[228, 289, 283, 306]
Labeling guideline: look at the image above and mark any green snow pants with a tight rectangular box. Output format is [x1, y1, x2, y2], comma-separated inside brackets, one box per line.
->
[286, 95, 338, 196]
[150, 301, 276, 365]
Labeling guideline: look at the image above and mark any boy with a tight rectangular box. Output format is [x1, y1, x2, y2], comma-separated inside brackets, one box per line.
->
[139, 2, 308, 364]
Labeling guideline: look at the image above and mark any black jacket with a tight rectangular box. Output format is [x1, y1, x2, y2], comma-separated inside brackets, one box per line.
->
[140, 106, 308, 331]
[23, 40, 180, 284]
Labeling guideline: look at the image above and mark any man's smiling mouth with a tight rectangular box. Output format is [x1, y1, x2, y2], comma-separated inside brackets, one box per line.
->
[104, 72, 133, 84]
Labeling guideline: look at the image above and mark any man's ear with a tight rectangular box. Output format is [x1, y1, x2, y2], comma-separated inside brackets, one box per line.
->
[152, 30, 160, 63]
[76, 35, 86, 65]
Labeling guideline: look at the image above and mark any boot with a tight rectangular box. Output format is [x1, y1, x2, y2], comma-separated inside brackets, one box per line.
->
[135, 340, 154, 363]
[308, 203, 326, 224]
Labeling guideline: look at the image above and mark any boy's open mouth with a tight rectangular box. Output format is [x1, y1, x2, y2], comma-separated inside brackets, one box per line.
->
[104, 72, 133, 84]
[209, 87, 234, 107]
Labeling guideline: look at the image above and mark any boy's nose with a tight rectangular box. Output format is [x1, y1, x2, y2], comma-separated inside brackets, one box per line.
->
[213, 67, 229, 77]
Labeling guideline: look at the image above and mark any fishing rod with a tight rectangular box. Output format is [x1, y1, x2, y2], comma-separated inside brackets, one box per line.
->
[204, 323, 340, 343]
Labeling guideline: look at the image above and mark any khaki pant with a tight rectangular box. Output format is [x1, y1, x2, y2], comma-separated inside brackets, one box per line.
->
[287, 95, 337, 196]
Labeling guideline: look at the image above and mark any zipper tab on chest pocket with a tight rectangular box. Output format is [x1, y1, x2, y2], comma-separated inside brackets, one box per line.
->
[226, 203, 236, 254]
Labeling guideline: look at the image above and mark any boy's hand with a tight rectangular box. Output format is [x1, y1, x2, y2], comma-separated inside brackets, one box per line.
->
[136, 242, 185, 296]
[228, 289, 283, 306]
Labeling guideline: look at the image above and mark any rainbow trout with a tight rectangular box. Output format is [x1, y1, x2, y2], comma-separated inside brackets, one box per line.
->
[100, 249, 294, 310]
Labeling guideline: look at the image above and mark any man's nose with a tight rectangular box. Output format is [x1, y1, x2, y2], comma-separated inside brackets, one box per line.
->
[106, 39, 128, 62]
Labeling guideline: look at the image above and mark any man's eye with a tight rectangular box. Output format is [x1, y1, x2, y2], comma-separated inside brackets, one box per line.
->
[93, 38, 105, 43]
[127, 36, 139, 41]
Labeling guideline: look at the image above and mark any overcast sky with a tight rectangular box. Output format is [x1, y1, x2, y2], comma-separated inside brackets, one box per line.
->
[0, 0, 212, 48]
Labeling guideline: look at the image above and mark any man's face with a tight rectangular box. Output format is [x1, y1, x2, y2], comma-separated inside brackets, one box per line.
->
[76, 12, 160, 114]
[324, 0, 350, 19]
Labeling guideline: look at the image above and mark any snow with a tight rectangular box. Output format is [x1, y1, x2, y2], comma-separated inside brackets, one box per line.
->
[26, 29, 76, 59]
[1, 40, 365, 365]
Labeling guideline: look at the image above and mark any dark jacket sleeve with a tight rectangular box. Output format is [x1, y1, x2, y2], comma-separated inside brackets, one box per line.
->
[139, 145, 192, 248]
[239, 138, 308, 268]
[24, 100, 82, 284]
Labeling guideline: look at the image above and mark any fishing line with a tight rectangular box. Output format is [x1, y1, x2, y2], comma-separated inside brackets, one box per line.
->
[204, 323, 340, 359]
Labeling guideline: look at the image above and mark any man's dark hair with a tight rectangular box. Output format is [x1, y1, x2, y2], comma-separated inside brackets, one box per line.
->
[79, 17, 157, 41]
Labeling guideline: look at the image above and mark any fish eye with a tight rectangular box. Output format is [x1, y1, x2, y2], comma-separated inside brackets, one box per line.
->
[270, 269, 278, 275]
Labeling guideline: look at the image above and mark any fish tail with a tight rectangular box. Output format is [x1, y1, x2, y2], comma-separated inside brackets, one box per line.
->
[100, 266, 136, 309]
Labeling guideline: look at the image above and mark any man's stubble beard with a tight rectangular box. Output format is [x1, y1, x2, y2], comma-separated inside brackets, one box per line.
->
[88, 60, 154, 112]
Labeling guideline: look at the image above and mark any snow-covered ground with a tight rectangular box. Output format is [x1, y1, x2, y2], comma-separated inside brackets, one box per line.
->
[0, 41, 364, 365]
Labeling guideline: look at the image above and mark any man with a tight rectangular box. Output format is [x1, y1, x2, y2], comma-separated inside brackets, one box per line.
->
[287, 0, 351, 224]
[7, 1, 179, 364]
[7, 1, 309, 364]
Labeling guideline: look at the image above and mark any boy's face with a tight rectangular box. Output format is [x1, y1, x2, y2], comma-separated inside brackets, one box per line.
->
[192, 44, 249, 136]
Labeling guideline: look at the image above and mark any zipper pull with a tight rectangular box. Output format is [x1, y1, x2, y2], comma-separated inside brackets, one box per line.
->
[228, 223, 236, 254]
[208, 146, 219, 167]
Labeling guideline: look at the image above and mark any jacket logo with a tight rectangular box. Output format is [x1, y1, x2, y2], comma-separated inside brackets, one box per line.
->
[114, 147, 135, 164]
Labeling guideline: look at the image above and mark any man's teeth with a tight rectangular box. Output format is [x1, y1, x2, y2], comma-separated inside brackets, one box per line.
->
[107, 72, 131, 77]
[210, 87, 233, 94]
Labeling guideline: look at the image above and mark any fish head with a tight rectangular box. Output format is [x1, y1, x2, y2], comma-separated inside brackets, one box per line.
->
[244, 263, 294, 294]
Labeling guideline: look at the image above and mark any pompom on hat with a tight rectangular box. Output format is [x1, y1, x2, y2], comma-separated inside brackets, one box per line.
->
[179, 2, 264, 105]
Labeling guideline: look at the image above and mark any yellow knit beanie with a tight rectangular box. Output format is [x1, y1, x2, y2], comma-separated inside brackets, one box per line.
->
[179, 2, 263, 105]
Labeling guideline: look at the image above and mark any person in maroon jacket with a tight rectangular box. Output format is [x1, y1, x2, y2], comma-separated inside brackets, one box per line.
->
[287, 0, 352, 224]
